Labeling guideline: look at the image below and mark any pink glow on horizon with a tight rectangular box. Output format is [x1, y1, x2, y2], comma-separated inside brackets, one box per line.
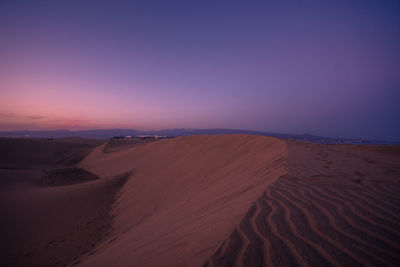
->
[0, 77, 226, 131]
[1, 1, 399, 140]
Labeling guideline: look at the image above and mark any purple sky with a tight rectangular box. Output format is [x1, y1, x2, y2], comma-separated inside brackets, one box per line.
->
[1, 1, 399, 140]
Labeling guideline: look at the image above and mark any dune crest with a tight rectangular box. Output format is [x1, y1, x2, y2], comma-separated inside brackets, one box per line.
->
[78, 135, 287, 266]
[206, 141, 400, 266]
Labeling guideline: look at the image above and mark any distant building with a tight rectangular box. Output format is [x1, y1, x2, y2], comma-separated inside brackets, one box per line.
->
[135, 135, 167, 139]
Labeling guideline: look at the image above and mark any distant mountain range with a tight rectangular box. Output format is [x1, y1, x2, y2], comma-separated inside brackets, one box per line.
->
[0, 128, 398, 145]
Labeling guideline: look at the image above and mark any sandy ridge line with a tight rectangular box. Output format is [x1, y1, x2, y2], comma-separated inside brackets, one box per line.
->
[264, 189, 307, 266]
[78, 135, 288, 266]
[335, 189, 400, 235]
[344, 188, 400, 224]
[279, 180, 398, 265]
[319, 187, 400, 250]
[275, 183, 365, 266]
[252, 200, 273, 267]
[272, 187, 342, 267]
[268, 188, 333, 266]
[279, 180, 397, 263]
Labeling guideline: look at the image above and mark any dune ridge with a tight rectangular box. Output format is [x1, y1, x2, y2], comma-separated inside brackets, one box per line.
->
[78, 134, 287, 266]
[2, 135, 399, 266]
[206, 141, 400, 267]
[0, 137, 129, 267]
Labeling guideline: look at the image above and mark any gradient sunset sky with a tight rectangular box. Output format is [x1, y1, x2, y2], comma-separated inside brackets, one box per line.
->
[1, 1, 399, 140]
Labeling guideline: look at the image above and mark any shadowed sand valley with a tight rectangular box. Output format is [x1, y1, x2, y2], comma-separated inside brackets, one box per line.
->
[2, 1, 399, 266]
[1, 135, 399, 266]
[0, 138, 128, 266]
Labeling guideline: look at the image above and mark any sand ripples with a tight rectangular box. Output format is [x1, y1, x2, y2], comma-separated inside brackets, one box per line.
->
[206, 143, 400, 267]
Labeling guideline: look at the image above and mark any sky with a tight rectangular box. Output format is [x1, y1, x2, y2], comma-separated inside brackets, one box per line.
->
[0, 0, 399, 141]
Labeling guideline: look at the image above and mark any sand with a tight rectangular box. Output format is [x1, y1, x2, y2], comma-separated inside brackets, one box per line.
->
[206, 141, 400, 266]
[0, 137, 128, 266]
[78, 134, 287, 266]
[1, 135, 399, 266]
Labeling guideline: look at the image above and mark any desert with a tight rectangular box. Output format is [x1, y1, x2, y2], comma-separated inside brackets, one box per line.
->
[1, 135, 399, 266]
[1, 1, 399, 266]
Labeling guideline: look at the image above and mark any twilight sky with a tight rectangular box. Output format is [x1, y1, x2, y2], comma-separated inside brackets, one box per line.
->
[1, 1, 399, 141]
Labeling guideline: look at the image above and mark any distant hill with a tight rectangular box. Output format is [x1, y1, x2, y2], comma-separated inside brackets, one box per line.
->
[0, 128, 398, 145]
[0, 129, 139, 139]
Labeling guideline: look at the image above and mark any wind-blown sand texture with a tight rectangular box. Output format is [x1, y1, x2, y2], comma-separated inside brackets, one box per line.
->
[1, 135, 399, 266]
[206, 141, 400, 267]
[78, 135, 287, 266]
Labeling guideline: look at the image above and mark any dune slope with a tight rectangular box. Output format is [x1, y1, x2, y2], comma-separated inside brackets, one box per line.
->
[0, 175, 127, 266]
[206, 141, 400, 267]
[0, 137, 127, 267]
[3, 136, 398, 266]
[78, 135, 287, 266]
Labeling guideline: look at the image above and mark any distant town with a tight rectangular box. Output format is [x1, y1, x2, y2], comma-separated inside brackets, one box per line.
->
[0, 129, 398, 145]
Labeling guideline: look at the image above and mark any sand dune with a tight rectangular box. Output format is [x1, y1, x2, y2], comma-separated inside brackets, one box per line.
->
[1, 135, 399, 266]
[206, 141, 400, 267]
[78, 135, 287, 266]
[0, 137, 127, 267]
[0, 137, 104, 170]
[0, 174, 128, 266]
